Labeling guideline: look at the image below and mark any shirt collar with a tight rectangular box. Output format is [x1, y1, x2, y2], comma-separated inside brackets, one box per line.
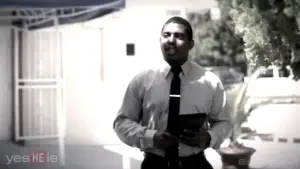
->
[163, 60, 191, 78]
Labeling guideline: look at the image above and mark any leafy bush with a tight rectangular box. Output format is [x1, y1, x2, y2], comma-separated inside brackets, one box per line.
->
[187, 8, 247, 75]
[229, 0, 300, 79]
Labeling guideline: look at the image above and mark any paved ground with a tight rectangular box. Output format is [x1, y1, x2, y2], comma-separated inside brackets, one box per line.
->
[239, 103, 300, 169]
[1, 97, 300, 169]
[1, 140, 300, 169]
[0, 141, 125, 169]
[242, 104, 300, 140]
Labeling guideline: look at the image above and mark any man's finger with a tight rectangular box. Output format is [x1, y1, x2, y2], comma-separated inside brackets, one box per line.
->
[163, 133, 179, 144]
[180, 139, 199, 147]
[180, 139, 190, 145]
[184, 129, 196, 134]
[179, 135, 191, 141]
[179, 136, 191, 143]
[165, 132, 179, 139]
[180, 138, 205, 148]
[183, 129, 197, 136]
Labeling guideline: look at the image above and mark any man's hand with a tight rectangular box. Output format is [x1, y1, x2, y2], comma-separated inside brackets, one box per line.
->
[179, 129, 211, 148]
[153, 131, 178, 149]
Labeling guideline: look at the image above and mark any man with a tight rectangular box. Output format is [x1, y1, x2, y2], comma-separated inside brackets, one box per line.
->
[113, 16, 232, 169]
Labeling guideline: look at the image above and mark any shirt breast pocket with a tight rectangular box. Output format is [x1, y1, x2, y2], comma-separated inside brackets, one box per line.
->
[184, 98, 211, 116]
[181, 84, 212, 115]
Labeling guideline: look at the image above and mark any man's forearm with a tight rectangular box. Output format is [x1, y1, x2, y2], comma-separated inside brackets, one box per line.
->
[113, 115, 157, 150]
[207, 121, 232, 149]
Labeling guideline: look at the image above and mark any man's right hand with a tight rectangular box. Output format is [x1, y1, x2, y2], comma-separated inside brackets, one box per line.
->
[153, 131, 178, 149]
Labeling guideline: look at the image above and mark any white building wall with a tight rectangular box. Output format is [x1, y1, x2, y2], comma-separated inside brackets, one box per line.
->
[61, 26, 106, 145]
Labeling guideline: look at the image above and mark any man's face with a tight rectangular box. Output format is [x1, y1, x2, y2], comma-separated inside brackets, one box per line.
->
[160, 22, 194, 66]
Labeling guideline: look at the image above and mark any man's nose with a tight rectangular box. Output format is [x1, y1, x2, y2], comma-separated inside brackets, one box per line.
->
[168, 35, 176, 43]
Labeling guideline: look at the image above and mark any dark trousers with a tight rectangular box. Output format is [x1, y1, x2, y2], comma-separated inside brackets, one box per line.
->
[141, 152, 214, 169]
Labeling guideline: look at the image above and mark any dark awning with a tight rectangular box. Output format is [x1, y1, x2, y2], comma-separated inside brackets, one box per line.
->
[0, 0, 124, 8]
[0, 0, 125, 29]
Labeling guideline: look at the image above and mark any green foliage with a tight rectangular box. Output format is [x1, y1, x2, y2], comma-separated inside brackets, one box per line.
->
[229, 0, 300, 76]
[221, 0, 300, 145]
[187, 9, 246, 73]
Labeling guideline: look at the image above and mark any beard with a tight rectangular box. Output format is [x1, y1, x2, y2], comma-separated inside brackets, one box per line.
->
[163, 52, 187, 66]
[161, 44, 188, 66]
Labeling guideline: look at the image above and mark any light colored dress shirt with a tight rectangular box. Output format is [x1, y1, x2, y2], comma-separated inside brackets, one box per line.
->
[113, 60, 232, 157]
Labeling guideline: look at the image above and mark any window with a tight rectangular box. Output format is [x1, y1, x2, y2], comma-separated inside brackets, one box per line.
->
[126, 43, 135, 56]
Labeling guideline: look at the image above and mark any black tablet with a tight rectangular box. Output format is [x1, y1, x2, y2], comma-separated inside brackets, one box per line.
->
[177, 113, 207, 133]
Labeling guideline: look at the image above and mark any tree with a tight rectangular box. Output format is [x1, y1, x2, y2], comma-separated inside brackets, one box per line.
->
[229, 0, 300, 79]
[188, 0, 300, 79]
[187, 5, 247, 74]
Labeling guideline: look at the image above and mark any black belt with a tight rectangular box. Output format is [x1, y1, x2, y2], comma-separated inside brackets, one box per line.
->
[144, 152, 206, 168]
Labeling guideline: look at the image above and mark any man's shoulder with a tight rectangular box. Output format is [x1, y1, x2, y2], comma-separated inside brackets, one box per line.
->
[190, 62, 222, 87]
[131, 66, 163, 81]
[203, 70, 223, 89]
[190, 62, 215, 77]
[189, 61, 207, 73]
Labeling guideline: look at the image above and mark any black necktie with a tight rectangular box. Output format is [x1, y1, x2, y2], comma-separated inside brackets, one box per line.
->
[166, 66, 182, 168]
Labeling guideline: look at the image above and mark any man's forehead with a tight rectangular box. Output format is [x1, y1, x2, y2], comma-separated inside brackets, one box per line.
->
[162, 22, 186, 33]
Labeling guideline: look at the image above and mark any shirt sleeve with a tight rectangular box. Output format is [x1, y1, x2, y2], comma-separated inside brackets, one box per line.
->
[207, 78, 233, 149]
[113, 72, 157, 150]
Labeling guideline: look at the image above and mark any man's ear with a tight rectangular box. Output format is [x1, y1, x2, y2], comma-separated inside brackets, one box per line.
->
[189, 40, 194, 50]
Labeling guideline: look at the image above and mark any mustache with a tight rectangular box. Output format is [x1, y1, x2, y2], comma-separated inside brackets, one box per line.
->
[164, 44, 177, 50]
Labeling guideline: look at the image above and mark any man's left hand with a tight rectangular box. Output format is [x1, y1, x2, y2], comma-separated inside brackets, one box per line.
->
[179, 129, 211, 148]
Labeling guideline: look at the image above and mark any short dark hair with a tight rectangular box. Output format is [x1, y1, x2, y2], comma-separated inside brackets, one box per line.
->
[162, 16, 193, 41]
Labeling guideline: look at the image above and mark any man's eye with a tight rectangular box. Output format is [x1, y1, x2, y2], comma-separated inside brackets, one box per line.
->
[162, 32, 185, 40]
[175, 33, 184, 39]
[163, 33, 170, 37]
